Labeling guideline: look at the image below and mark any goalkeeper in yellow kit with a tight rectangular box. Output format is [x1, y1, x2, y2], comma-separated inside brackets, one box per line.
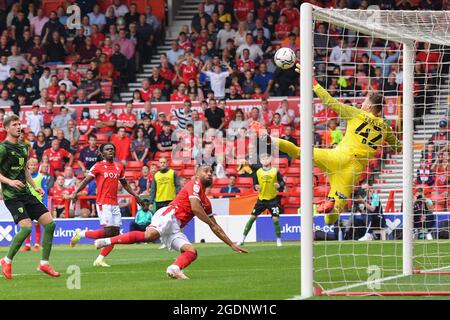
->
[272, 64, 402, 224]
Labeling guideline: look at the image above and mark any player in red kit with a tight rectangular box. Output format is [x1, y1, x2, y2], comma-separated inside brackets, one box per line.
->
[70, 143, 144, 267]
[95, 165, 247, 279]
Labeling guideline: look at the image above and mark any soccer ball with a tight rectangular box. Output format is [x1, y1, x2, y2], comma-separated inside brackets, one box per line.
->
[274, 47, 296, 70]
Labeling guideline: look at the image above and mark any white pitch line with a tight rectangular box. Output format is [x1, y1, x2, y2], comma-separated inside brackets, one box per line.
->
[289, 264, 450, 299]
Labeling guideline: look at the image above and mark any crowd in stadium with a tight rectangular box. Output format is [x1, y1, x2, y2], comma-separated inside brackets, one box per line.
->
[0, 0, 448, 219]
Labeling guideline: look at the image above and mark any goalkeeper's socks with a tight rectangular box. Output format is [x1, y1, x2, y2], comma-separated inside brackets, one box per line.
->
[84, 229, 105, 239]
[110, 231, 146, 245]
[174, 251, 197, 270]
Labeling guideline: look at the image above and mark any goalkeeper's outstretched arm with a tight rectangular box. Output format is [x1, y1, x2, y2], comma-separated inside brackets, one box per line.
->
[273, 137, 300, 159]
[295, 63, 362, 119]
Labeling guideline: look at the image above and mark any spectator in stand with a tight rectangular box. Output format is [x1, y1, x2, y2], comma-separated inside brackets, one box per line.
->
[429, 119, 450, 152]
[78, 134, 99, 173]
[384, 72, 399, 96]
[80, 69, 101, 102]
[322, 118, 344, 148]
[138, 101, 154, 123]
[41, 100, 56, 128]
[43, 138, 73, 174]
[236, 33, 264, 62]
[275, 99, 295, 127]
[226, 85, 243, 100]
[269, 113, 284, 137]
[220, 175, 241, 197]
[108, 0, 129, 18]
[0, 89, 14, 108]
[422, 142, 437, 165]
[172, 99, 193, 130]
[46, 75, 59, 101]
[0, 55, 11, 82]
[96, 100, 117, 137]
[228, 108, 247, 139]
[416, 42, 440, 74]
[417, 159, 435, 186]
[176, 53, 200, 88]
[124, 3, 139, 27]
[66, 120, 80, 153]
[254, 63, 274, 97]
[41, 10, 66, 40]
[234, 0, 254, 23]
[63, 166, 76, 188]
[139, 78, 152, 102]
[280, 0, 300, 27]
[117, 101, 137, 135]
[110, 43, 128, 86]
[148, 66, 167, 93]
[7, 45, 28, 73]
[157, 121, 176, 152]
[131, 127, 150, 164]
[201, 60, 233, 99]
[191, 3, 211, 35]
[216, 22, 236, 50]
[205, 98, 225, 130]
[138, 165, 151, 195]
[116, 28, 136, 81]
[166, 41, 185, 66]
[273, 65, 297, 96]
[150, 87, 167, 102]
[275, 15, 292, 41]
[329, 37, 352, 66]
[54, 128, 72, 152]
[30, 7, 48, 36]
[413, 187, 435, 238]
[49, 174, 70, 218]
[44, 31, 67, 64]
[72, 89, 89, 105]
[88, 4, 107, 31]
[52, 106, 74, 135]
[170, 82, 189, 102]
[129, 199, 153, 231]
[145, 5, 161, 33]
[431, 152, 450, 195]
[78, 36, 97, 64]
[58, 68, 77, 92]
[33, 131, 49, 162]
[368, 42, 400, 78]
[27, 104, 43, 135]
[147, 157, 181, 210]
[187, 78, 204, 101]
[111, 126, 132, 164]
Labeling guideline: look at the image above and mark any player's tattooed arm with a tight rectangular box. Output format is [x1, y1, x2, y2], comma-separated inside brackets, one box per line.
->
[190, 198, 248, 253]
[120, 178, 145, 207]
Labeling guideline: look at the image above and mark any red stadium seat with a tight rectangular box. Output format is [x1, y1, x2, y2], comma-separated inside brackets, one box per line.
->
[213, 178, 229, 187]
[210, 187, 223, 195]
[96, 134, 109, 144]
[285, 177, 300, 188]
[169, 160, 184, 171]
[314, 167, 327, 186]
[236, 177, 253, 188]
[78, 134, 88, 145]
[226, 167, 238, 176]
[430, 193, 446, 212]
[124, 171, 140, 181]
[126, 161, 143, 172]
[180, 168, 195, 178]
[154, 152, 172, 160]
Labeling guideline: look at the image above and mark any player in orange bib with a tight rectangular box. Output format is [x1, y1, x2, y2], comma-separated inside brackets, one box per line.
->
[270, 63, 402, 224]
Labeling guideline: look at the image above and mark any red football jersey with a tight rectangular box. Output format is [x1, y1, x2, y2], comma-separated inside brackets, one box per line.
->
[118, 113, 137, 134]
[169, 179, 212, 228]
[49, 186, 66, 206]
[43, 147, 71, 172]
[140, 88, 153, 101]
[180, 64, 198, 85]
[0, 122, 6, 142]
[88, 160, 125, 205]
[77, 118, 95, 135]
[98, 112, 117, 133]
[170, 91, 188, 102]
[280, 7, 300, 27]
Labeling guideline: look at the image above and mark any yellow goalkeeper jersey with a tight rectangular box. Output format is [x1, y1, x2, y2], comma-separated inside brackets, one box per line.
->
[314, 84, 402, 158]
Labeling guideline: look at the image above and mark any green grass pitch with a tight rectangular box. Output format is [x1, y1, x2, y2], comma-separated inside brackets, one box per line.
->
[1, 241, 450, 300]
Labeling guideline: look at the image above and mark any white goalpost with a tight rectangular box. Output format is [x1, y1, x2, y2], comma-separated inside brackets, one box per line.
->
[300, 3, 450, 298]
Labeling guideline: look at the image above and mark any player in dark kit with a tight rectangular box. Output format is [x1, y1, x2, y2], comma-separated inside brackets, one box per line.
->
[0, 115, 60, 279]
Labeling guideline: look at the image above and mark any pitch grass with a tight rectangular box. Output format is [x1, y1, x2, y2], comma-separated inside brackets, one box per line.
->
[1, 241, 450, 300]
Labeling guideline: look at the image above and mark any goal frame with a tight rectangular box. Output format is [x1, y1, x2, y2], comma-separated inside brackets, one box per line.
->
[299, 3, 449, 298]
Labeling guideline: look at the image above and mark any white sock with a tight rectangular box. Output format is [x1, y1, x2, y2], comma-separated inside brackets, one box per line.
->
[95, 255, 105, 262]
[3, 256, 11, 264]
[105, 238, 111, 246]
[80, 230, 87, 238]
[40, 260, 48, 266]
[241, 235, 246, 243]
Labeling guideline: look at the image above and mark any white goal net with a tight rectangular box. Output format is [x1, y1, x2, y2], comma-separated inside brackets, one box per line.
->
[300, 4, 450, 297]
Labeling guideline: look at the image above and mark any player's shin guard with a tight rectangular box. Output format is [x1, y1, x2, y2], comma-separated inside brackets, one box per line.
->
[42, 222, 56, 261]
[7, 226, 32, 260]
[174, 251, 197, 270]
[85, 229, 106, 239]
[110, 231, 146, 245]
[100, 245, 114, 257]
